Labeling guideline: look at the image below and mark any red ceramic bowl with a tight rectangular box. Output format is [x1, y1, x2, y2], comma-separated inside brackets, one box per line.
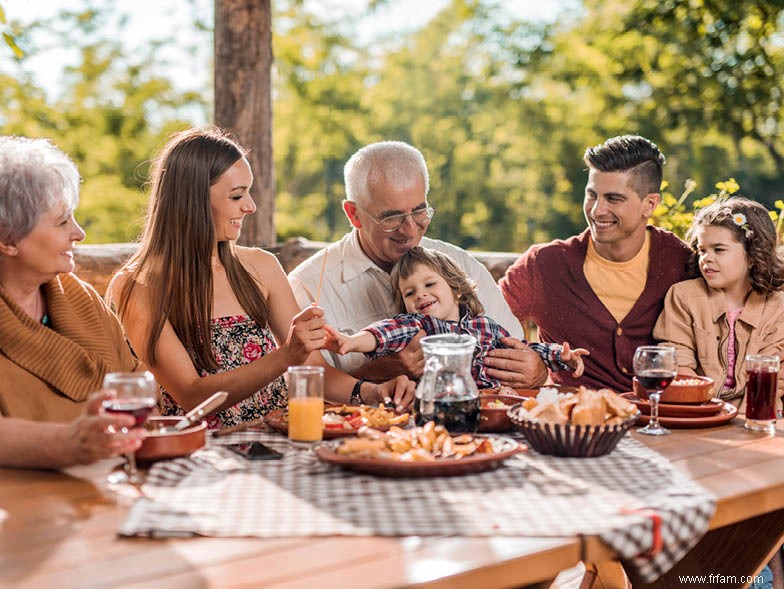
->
[632, 374, 715, 404]
[479, 394, 523, 433]
[136, 417, 207, 464]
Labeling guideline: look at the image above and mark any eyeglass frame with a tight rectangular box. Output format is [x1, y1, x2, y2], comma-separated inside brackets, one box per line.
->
[346, 200, 435, 233]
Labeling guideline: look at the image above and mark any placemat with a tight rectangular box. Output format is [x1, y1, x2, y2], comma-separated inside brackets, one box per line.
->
[120, 431, 715, 582]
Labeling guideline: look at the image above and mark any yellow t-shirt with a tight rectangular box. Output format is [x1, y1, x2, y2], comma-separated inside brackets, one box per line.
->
[584, 232, 650, 324]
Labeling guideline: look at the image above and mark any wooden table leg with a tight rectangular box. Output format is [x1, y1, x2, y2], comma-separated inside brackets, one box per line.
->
[625, 508, 784, 589]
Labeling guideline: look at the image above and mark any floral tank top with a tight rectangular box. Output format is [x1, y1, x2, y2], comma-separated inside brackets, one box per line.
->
[158, 315, 287, 429]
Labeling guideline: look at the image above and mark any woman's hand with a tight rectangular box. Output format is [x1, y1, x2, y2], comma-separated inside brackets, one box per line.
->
[280, 305, 327, 365]
[364, 375, 416, 413]
[560, 342, 590, 378]
[61, 391, 144, 466]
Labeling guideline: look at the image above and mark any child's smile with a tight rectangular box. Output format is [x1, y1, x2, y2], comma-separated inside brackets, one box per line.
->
[398, 264, 461, 322]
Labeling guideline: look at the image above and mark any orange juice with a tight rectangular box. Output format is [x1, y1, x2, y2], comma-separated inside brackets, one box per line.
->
[288, 396, 324, 442]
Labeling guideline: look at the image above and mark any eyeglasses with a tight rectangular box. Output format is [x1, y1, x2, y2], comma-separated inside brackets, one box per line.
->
[350, 202, 435, 232]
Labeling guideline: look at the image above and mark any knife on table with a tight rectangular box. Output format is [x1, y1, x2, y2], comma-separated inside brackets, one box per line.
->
[166, 391, 228, 432]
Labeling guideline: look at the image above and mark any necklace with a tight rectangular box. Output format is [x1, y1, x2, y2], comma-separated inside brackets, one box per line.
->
[33, 289, 49, 326]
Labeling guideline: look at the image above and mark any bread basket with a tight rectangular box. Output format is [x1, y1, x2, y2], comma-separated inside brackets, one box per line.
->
[508, 404, 638, 458]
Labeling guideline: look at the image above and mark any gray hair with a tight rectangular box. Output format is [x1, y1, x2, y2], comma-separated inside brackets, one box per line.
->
[344, 141, 429, 207]
[0, 136, 80, 245]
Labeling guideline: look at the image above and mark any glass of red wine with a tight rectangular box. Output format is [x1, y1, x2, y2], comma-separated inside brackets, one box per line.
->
[102, 371, 158, 484]
[633, 345, 677, 436]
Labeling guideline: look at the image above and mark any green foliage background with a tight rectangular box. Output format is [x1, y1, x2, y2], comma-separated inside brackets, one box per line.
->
[1, 0, 783, 250]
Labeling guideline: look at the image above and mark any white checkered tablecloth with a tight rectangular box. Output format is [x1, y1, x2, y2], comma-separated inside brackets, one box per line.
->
[120, 431, 716, 583]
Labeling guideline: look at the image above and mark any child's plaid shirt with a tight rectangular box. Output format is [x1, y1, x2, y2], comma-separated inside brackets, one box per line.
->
[363, 309, 570, 389]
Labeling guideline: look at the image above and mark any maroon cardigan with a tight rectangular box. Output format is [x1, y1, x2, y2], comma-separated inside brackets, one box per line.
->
[499, 227, 692, 392]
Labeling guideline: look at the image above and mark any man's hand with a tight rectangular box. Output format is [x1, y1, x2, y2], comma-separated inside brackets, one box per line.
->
[484, 337, 548, 388]
[392, 329, 425, 378]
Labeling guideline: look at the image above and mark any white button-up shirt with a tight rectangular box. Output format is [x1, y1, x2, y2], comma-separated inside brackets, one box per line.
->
[288, 231, 524, 373]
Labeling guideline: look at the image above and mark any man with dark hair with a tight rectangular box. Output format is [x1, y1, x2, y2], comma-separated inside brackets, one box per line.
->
[500, 135, 692, 392]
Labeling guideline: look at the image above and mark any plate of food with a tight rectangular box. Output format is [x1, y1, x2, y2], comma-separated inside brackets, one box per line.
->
[265, 404, 409, 439]
[482, 384, 579, 398]
[314, 421, 524, 477]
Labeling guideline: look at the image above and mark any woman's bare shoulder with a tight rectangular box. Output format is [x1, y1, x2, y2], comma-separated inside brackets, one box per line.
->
[234, 246, 285, 276]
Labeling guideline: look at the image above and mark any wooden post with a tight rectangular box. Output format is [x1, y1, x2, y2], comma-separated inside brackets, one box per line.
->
[214, 0, 275, 247]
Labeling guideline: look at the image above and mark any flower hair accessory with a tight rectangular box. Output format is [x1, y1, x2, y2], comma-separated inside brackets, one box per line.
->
[720, 207, 754, 239]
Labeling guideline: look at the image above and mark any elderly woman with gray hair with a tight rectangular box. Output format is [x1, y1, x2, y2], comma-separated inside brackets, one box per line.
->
[0, 136, 142, 468]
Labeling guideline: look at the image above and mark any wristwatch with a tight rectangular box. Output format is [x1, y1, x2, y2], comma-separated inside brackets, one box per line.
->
[350, 379, 367, 406]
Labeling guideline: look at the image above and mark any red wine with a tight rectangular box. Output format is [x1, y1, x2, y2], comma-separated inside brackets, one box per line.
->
[636, 370, 676, 391]
[746, 369, 777, 421]
[103, 398, 156, 428]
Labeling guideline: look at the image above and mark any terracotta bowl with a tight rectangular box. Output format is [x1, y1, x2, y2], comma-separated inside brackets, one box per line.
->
[136, 417, 207, 464]
[632, 374, 715, 404]
[478, 394, 523, 433]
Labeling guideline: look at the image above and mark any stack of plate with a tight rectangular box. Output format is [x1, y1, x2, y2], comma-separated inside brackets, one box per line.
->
[619, 392, 738, 429]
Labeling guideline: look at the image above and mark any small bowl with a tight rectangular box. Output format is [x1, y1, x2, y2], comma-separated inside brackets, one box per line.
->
[478, 394, 522, 433]
[632, 374, 715, 404]
[136, 417, 207, 464]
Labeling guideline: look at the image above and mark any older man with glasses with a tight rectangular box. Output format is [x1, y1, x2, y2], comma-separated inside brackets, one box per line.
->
[289, 141, 547, 388]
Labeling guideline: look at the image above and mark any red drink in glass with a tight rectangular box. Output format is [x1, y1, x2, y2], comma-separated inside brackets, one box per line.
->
[744, 355, 779, 434]
[746, 370, 777, 420]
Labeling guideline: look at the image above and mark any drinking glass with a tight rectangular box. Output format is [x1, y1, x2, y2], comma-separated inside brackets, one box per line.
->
[745, 355, 779, 435]
[633, 345, 677, 436]
[287, 366, 324, 448]
[102, 371, 159, 484]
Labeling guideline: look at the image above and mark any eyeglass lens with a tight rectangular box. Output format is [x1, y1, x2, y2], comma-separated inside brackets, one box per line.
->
[381, 208, 433, 230]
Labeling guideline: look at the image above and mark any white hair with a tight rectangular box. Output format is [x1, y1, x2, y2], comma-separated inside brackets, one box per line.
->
[344, 141, 429, 206]
[0, 136, 80, 244]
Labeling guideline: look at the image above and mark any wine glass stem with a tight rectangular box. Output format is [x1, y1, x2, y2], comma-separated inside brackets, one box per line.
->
[125, 452, 139, 482]
[649, 390, 662, 429]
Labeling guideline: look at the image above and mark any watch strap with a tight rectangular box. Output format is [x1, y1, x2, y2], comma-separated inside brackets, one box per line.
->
[350, 379, 367, 406]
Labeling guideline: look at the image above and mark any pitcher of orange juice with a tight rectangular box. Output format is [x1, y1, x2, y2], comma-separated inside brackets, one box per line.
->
[287, 366, 325, 447]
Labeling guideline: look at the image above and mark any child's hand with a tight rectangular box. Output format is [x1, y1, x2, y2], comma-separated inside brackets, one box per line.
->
[324, 325, 351, 355]
[561, 341, 590, 378]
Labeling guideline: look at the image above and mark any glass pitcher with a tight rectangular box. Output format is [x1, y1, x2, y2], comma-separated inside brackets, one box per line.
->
[415, 334, 480, 433]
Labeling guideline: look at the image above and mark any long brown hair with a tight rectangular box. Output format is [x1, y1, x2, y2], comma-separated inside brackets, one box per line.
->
[687, 196, 784, 294]
[391, 247, 484, 316]
[115, 127, 269, 371]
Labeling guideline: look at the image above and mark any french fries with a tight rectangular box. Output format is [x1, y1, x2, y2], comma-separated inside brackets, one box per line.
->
[325, 404, 410, 429]
[335, 422, 495, 461]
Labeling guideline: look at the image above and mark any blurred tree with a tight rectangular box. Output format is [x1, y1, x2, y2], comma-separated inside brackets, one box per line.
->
[0, 5, 205, 243]
[0, 2, 23, 58]
[272, 1, 368, 242]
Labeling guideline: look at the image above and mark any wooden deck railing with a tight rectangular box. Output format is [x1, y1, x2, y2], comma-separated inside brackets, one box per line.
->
[74, 238, 521, 297]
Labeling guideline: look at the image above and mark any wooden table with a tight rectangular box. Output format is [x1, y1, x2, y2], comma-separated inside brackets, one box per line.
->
[2, 418, 784, 589]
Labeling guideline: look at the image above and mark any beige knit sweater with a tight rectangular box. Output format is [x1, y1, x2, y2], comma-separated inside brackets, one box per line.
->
[0, 273, 137, 422]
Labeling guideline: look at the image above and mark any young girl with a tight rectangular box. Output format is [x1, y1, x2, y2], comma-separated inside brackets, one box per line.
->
[653, 196, 784, 405]
[325, 247, 588, 389]
[107, 128, 413, 428]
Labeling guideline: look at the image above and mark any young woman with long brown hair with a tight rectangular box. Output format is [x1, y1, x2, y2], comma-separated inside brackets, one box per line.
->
[109, 128, 414, 428]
